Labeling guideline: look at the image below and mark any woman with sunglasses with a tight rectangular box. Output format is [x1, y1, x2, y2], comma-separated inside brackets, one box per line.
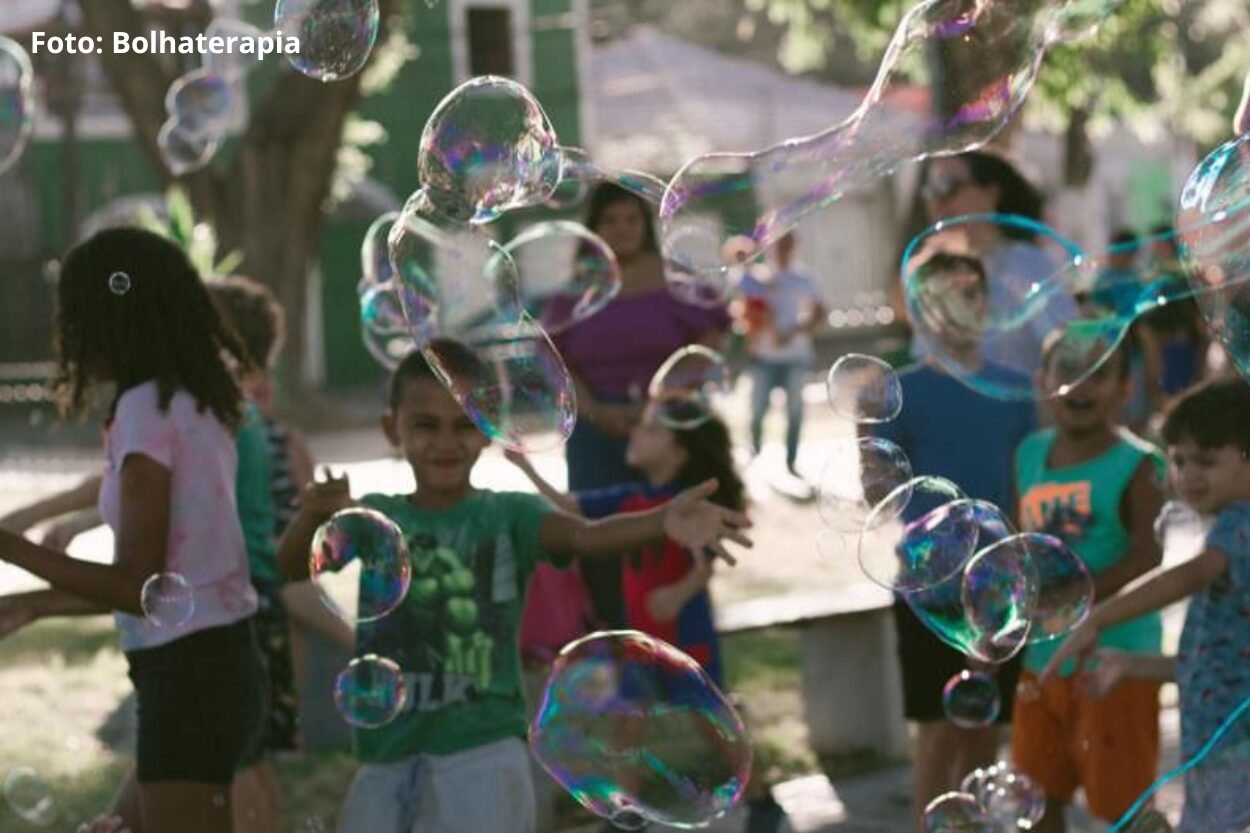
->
[915, 150, 1079, 378]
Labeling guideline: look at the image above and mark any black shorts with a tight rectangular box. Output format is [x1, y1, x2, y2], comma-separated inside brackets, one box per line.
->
[892, 598, 1021, 724]
[127, 618, 267, 784]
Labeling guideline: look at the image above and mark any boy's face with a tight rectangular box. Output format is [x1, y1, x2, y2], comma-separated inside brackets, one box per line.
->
[918, 266, 987, 353]
[1168, 437, 1250, 516]
[1044, 348, 1127, 436]
[382, 377, 489, 496]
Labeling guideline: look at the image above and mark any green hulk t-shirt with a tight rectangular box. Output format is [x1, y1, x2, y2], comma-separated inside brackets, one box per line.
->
[354, 489, 563, 761]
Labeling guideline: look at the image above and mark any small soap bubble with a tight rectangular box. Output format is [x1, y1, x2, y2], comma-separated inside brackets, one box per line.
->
[3, 767, 57, 827]
[108, 271, 132, 296]
[817, 436, 913, 533]
[358, 282, 414, 370]
[311, 508, 412, 625]
[140, 572, 196, 629]
[942, 670, 1001, 729]
[923, 791, 990, 833]
[276, 0, 380, 82]
[961, 762, 1045, 830]
[501, 221, 620, 334]
[359, 212, 399, 292]
[647, 345, 729, 429]
[827, 354, 902, 423]
[0, 36, 35, 176]
[165, 68, 234, 140]
[859, 476, 977, 593]
[157, 118, 219, 176]
[333, 654, 407, 728]
[1016, 534, 1093, 645]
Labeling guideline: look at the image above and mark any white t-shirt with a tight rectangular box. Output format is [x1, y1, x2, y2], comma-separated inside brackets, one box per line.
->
[738, 266, 826, 364]
[99, 381, 257, 651]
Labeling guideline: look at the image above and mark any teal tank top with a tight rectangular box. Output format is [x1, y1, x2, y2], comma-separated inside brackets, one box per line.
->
[1015, 427, 1165, 675]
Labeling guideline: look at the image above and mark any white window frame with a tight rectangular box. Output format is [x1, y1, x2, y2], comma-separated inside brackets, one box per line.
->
[448, 0, 532, 87]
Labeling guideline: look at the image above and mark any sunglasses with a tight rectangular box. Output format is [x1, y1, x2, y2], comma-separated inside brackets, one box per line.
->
[922, 177, 975, 202]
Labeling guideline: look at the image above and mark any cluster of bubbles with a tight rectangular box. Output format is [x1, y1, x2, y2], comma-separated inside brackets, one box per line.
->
[159, 2, 380, 175]
[3, 767, 57, 827]
[902, 131, 1250, 404]
[922, 762, 1047, 832]
[309, 508, 413, 729]
[529, 631, 752, 830]
[656, 0, 1126, 298]
[0, 36, 34, 177]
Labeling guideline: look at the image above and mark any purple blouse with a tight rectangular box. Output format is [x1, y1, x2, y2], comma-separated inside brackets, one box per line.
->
[549, 288, 730, 399]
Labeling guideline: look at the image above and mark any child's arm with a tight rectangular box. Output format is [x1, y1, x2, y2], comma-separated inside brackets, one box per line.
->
[504, 449, 582, 515]
[646, 550, 714, 623]
[0, 458, 171, 616]
[1081, 648, 1176, 699]
[276, 469, 355, 581]
[540, 479, 751, 564]
[1093, 457, 1166, 601]
[0, 474, 102, 534]
[1041, 545, 1226, 681]
[0, 588, 108, 639]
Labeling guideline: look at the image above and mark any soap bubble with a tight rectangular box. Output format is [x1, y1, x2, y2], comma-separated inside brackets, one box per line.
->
[1176, 130, 1250, 384]
[1013, 534, 1093, 644]
[311, 507, 412, 625]
[817, 436, 913, 533]
[827, 353, 903, 423]
[360, 212, 399, 292]
[108, 271, 133, 296]
[860, 476, 978, 593]
[659, 0, 1120, 281]
[904, 501, 1033, 664]
[359, 282, 414, 370]
[158, 118, 219, 176]
[276, 0, 380, 82]
[165, 69, 234, 139]
[333, 654, 407, 728]
[902, 214, 1090, 400]
[3, 768, 56, 827]
[0, 36, 35, 176]
[499, 221, 620, 333]
[942, 670, 1001, 729]
[647, 345, 729, 429]
[417, 76, 562, 223]
[544, 146, 595, 210]
[961, 762, 1046, 831]
[923, 791, 990, 833]
[140, 573, 196, 629]
[530, 631, 751, 829]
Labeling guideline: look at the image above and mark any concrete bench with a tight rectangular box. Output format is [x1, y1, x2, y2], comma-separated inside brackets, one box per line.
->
[716, 584, 908, 760]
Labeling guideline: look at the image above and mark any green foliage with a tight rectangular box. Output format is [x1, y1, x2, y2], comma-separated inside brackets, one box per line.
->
[134, 186, 243, 279]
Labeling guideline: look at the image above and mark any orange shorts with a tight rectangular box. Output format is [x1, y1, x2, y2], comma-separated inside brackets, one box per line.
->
[1011, 671, 1160, 821]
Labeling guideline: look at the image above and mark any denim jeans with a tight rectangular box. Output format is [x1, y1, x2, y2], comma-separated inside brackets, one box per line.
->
[748, 360, 807, 470]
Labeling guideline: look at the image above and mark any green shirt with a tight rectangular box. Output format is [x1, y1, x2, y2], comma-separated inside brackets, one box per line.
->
[1016, 427, 1165, 675]
[236, 401, 279, 585]
[354, 490, 560, 761]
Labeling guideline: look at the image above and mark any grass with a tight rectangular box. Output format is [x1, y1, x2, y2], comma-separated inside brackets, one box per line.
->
[0, 620, 874, 832]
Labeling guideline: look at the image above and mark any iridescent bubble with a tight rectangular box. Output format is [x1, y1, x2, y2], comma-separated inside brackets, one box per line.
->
[902, 214, 1091, 400]
[417, 76, 562, 223]
[859, 476, 978, 593]
[827, 353, 902, 423]
[817, 436, 913, 533]
[0, 36, 35, 176]
[923, 791, 990, 833]
[276, 0, 380, 82]
[311, 507, 412, 625]
[499, 221, 621, 333]
[659, 0, 1120, 281]
[904, 501, 1031, 663]
[165, 68, 234, 140]
[530, 630, 751, 829]
[1014, 534, 1093, 644]
[108, 271, 133, 296]
[1176, 131, 1250, 384]
[140, 573, 196, 628]
[544, 147, 595, 210]
[647, 345, 730, 429]
[333, 654, 407, 728]
[157, 118, 219, 176]
[360, 212, 399, 292]
[942, 670, 1001, 729]
[3, 767, 57, 827]
[961, 762, 1045, 831]
[359, 282, 414, 370]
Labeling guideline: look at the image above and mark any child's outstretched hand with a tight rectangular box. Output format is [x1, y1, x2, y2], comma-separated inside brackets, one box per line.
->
[299, 467, 354, 521]
[663, 479, 753, 565]
[1039, 617, 1100, 683]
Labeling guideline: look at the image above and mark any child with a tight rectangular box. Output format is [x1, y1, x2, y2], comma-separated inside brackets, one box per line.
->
[1011, 335, 1167, 832]
[1042, 377, 1250, 833]
[868, 252, 1037, 831]
[0, 228, 266, 832]
[275, 342, 751, 833]
[508, 399, 790, 833]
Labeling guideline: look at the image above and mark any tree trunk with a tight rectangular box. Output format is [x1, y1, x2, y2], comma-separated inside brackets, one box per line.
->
[80, 0, 393, 396]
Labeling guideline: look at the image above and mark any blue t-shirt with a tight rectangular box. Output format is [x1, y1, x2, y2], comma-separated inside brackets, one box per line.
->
[1178, 502, 1250, 759]
[868, 363, 1037, 513]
